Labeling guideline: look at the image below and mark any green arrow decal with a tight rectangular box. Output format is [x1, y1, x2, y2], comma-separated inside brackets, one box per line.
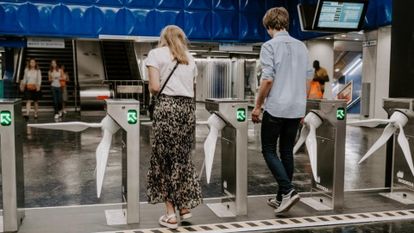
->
[127, 110, 138, 124]
[0, 111, 12, 126]
[236, 108, 246, 122]
[336, 108, 346, 120]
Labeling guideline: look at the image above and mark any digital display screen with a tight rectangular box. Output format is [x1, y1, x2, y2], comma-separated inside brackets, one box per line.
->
[317, 1, 365, 29]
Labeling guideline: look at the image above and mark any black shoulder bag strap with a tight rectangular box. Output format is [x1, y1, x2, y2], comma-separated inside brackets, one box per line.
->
[156, 61, 179, 98]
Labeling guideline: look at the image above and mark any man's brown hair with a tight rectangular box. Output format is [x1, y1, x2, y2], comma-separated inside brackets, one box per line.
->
[262, 7, 289, 31]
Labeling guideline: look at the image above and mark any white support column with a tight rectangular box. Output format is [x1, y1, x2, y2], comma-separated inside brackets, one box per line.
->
[362, 27, 391, 119]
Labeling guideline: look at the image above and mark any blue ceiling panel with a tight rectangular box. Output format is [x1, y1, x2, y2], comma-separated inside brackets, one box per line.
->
[125, 0, 154, 9]
[184, 10, 211, 39]
[0, 3, 23, 34]
[239, 12, 265, 41]
[0, 0, 394, 42]
[240, 0, 265, 12]
[96, 0, 123, 7]
[153, 9, 184, 36]
[99, 7, 125, 35]
[128, 8, 154, 36]
[212, 10, 238, 40]
[155, 0, 184, 10]
[184, 0, 211, 10]
[376, 0, 392, 27]
[213, 0, 238, 11]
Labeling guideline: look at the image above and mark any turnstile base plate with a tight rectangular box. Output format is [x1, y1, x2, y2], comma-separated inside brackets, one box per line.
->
[105, 209, 127, 225]
[380, 192, 414, 205]
[0, 216, 3, 232]
[301, 197, 333, 211]
[206, 203, 236, 217]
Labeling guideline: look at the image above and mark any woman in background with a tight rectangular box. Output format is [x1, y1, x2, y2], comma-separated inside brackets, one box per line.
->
[146, 25, 201, 229]
[48, 59, 63, 119]
[21, 58, 42, 119]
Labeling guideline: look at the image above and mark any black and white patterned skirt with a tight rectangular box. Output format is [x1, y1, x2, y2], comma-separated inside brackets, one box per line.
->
[147, 94, 202, 209]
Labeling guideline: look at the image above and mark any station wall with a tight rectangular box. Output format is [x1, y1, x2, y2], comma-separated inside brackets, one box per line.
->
[0, 0, 392, 42]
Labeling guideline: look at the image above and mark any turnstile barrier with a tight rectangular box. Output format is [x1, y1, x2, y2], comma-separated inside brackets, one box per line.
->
[28, 99, 140, 224]
[295, 99, 347, 211]
[203, 98, 248, 217]
[349, 98, 414, 204]
[0, 99, 25, 232]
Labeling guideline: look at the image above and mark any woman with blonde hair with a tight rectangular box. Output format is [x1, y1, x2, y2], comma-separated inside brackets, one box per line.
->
[146, 25, 201, 229]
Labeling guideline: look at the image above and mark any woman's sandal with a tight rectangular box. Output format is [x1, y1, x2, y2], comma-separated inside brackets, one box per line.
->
[179, 210, 192, 220]
[159, 213, 178, 229]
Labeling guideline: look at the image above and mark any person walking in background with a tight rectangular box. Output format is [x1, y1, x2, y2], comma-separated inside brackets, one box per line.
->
[312, 60, 329, 95]
[251, 7, 310, 214]
[48, 60, 63, 119]
[60, 65, 69, 114]
[20, 58, 42, 119]
[146, 25, 201, 229]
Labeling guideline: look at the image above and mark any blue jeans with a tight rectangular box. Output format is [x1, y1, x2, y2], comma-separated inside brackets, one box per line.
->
[51, 86, 62, 114]
[261, 111, 301, 195]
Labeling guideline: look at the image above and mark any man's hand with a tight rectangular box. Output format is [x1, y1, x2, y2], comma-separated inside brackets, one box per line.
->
[252, 107, 262, 123]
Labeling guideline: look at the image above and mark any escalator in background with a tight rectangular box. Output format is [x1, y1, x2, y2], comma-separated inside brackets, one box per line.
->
[100, 41, 148, 113]
[101, 41, 133, 80]
[19, 40, 77, 112]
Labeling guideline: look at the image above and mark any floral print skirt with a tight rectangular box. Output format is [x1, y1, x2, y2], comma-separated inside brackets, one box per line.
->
[147, 94, 202, 210]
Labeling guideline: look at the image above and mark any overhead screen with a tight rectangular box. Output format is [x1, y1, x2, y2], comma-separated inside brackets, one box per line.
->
[298, 0, 368, 32]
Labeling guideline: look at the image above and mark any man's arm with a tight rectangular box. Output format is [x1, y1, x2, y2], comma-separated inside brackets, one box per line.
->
[252, 79, 273, 123]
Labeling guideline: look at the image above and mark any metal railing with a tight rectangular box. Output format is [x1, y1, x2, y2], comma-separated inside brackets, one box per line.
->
[102, 80, 147, 104]
[72, 40, 79, 111]
[347, 96, 361, 110]
[14, 48, 24, 83]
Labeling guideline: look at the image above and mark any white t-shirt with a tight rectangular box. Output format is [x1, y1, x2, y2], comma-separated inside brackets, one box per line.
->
[49, 69, 61, 88]
[145, 46, 197, 98]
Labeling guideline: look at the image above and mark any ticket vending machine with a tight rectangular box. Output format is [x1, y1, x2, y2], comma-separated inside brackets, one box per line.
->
[0, 99, 25, 232]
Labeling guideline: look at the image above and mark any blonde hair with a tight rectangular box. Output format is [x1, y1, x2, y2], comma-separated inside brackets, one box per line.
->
[263, 7, 289, 31]
[158, 25, 189, 65]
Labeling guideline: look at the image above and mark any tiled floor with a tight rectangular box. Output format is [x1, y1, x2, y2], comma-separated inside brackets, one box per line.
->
[3, 108, 410, 232]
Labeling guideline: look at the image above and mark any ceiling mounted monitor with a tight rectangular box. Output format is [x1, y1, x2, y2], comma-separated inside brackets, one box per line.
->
[298, 0, 369, 32]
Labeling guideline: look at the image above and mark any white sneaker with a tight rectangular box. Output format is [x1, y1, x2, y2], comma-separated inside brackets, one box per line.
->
[274, 189, 300, 214]
[54, 114, 59, 119]
[58, 111, 63, 117]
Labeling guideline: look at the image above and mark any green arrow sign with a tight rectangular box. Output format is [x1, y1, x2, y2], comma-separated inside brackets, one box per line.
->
[336, 108, 346, 120]
[236, 108, 246, 122]
[127, 110, 138, 124]
[0, 111, 12, 126]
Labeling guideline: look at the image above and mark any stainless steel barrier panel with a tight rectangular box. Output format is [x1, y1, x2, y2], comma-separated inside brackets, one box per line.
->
[106, 99, 140, 224]
[298, 99, 347, 211]
[0, 99, 25, 232]
[348, 98, 414, 204]
[381, 98, 414, 204]
[205, 98, 248, 217]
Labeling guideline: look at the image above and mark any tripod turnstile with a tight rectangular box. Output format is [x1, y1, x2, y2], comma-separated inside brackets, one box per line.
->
[204, 98, 248, 217]
[0, 99, 25, 232]
[296, 99, 347, 211]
